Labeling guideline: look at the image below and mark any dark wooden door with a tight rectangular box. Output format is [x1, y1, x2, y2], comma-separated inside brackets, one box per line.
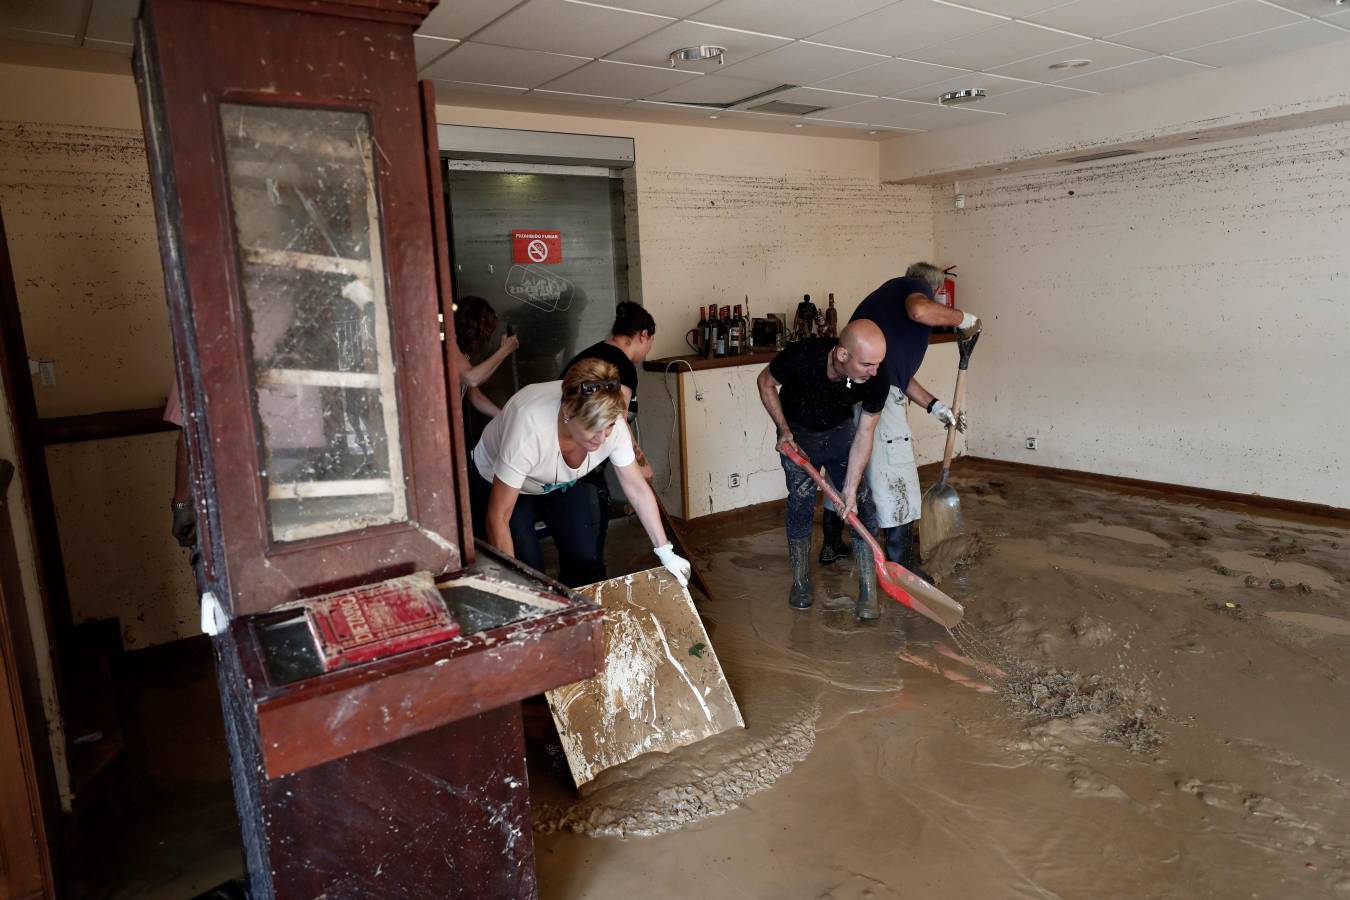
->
[0, 461, 56, 900]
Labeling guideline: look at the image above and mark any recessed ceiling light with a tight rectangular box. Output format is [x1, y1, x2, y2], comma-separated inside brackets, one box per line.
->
[1048, 59, 1092, 70]
[868, 130, 880, 135]
[792, 122, 804, 128]
[707, 114, 720, 119]
[669, 45, 725, 67]
[939, 88, 987, 106]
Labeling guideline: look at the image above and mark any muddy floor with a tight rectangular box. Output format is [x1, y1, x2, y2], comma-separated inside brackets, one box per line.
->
[531, 465, 1350, 899]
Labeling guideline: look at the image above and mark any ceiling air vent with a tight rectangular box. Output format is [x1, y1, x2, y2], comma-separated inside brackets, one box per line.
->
[1058, 148, 1140, 164]
[747, 100, 827, 116]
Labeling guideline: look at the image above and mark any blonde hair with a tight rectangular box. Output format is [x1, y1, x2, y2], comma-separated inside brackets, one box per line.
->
[561, 357, 626, 431]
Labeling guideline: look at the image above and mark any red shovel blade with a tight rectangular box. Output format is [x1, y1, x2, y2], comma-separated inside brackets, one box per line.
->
[781, 444, 965, 629]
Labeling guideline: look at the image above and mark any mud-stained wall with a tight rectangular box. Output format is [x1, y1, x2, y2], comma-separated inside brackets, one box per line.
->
[45, 433, 197, 648]
[936, 121, 1350, 508]
[1, 59, 193, 650]
[0, 120, 172, 415]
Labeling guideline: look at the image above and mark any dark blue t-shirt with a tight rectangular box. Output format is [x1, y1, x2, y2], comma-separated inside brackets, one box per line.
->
[850, 276, 934, 392]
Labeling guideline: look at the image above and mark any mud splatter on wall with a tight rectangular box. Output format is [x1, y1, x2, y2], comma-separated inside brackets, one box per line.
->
[936, 121, 1350, 508]
[0, 121, 172, 415]
[1, 119, 193, 647]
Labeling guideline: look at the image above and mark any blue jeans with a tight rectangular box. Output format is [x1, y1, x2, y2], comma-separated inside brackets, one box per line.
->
[469, 467, 605, 587]
[780, 420, 877, 542]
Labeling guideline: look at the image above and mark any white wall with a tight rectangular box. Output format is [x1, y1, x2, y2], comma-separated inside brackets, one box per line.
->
[936, 121, 1350, 507]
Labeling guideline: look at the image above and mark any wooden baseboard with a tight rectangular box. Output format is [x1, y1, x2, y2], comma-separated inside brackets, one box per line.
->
[678, 497, 786, 527]
[955, 456, 1350, 524]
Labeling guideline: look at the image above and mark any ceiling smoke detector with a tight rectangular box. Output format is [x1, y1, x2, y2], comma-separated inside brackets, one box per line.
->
[1048, 58, 1092, 70]
[939, 88, 987, 106]
[669, 45, 726, 67]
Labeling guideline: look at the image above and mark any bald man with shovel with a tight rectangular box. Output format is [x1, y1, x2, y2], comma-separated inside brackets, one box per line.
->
[758, 320, 889, 621]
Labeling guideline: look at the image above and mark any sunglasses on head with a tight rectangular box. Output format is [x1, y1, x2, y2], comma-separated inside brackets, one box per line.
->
[566, 379, 621, 397]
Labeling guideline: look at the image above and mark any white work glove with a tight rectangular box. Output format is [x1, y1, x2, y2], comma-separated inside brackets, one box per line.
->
[653, 543, 691, 588]
[929, 399, 958, 430]
[957, 311, 982, 338]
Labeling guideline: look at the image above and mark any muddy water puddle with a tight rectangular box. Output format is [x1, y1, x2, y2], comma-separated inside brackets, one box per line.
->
[534, 471, 1350, 899]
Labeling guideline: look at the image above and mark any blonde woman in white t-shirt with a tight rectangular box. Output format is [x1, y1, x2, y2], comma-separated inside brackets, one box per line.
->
[469, 358, 690, 589]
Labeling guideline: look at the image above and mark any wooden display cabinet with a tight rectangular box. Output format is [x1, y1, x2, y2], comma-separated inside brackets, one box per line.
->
[133, 1, 601, 896]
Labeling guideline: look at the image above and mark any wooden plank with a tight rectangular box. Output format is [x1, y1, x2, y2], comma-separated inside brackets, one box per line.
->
[677, 370, 689, 522]
[546, 567, 743, 787]
[259, 368, 380, 389]
[39, 407, 174, 445]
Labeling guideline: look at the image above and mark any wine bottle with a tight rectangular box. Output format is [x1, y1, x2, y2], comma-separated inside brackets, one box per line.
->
[696, 305, 707, 357]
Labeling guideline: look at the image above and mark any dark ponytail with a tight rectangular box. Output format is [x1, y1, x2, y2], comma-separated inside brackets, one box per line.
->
[611, 301, 655, 338]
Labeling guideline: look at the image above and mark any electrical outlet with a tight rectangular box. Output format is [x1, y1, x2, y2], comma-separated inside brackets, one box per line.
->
[728, 473, 742, 489]
[1025, 437, 1038, 451]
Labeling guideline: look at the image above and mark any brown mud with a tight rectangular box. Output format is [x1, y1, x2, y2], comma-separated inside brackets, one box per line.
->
[532, 466, 1350, 899]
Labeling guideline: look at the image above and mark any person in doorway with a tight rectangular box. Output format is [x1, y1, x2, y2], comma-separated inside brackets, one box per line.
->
[453, 294, 519, 418]
[757, 320, 888, 620]
[560, 301, 657, 578]
[848, 262, 982, 580]
[469, 357, 690, 589]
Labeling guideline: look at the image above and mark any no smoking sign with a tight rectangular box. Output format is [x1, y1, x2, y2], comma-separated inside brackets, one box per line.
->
[511, 229, 562, 265]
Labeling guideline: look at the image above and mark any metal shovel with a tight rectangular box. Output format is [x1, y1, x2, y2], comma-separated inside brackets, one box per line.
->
[920, 332, 980, 561]
[783, 445, 964, 629]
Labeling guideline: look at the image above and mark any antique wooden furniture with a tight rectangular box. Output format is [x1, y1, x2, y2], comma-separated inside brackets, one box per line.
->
[133, 1, 601, 896]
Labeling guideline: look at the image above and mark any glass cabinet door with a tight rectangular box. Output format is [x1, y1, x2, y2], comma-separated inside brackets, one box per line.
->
[220, 104, 406, 542]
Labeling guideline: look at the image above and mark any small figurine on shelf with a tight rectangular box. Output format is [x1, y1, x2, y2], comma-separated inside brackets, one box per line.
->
[822, 292, 838, 338]
[792, 294, 819, 342]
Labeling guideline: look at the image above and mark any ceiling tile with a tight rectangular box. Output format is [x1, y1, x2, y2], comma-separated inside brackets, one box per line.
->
[971, 82, 1093, 113]
[812, 57, 968, 94]
[904, 20, 1088, 69]
[1174, 19, 1350, 66]
[1327, 7, 1350, 24]
[532, 89, 632, 106]
[421, 42, 590, 88]
[797, 96, 922, 126]
[1258, 0, 1350, 17]
[418, 0, 524, 40]
[415, 35, 460, 70]
[987, 39, 1154, 82]
[432, 80, 531, 97]
[0, 0, 84, 38]
[766, 86, 877, 109]
[811, 0, 1006, 57]
[603, 0, 719, 15]
[646, 73, 780, 103]
[893, 71, 1030, 102]
[85, 0, 138, 44]
[540, 59, 702, 98]
[718, 40, 885, 84]
[1107, 1, 1303, 54]
[474, 0, 672, 58]
[694, 0, 903, 40]
[1026, 0, 1227, 40]
[953, 0, 1073, 15]
[605, 19, 790, 68]
[1057, 55, 1210, 93]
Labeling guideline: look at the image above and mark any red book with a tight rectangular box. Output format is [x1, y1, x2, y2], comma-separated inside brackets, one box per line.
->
[299, 572, 459, 671]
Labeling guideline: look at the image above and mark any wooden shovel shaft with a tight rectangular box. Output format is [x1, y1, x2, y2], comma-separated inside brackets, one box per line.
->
[938, 366, 968, 478]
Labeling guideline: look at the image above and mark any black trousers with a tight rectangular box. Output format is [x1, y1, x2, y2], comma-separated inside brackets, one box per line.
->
[469, 467, 605, 588]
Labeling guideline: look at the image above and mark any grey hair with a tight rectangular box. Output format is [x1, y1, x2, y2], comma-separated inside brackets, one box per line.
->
[905, 262, 945, 293]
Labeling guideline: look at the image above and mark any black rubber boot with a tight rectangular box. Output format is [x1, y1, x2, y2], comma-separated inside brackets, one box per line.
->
[818, 511, 852, 565]
[854, 530, 879, 621]
[886, 522, 935, 585]
[788, 537, 814, 609]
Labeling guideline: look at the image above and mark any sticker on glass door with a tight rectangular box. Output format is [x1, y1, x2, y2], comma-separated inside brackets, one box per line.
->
[505, 265, 574, 313]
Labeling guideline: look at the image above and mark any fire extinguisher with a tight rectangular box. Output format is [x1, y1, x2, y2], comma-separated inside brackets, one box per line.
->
[935, 265, 957, 308]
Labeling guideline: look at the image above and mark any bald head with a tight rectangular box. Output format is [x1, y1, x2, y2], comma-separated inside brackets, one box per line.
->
[836, 319, 885, 383]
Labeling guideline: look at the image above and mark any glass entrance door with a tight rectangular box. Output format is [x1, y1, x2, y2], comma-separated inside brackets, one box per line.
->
[443, 165, 629, 435]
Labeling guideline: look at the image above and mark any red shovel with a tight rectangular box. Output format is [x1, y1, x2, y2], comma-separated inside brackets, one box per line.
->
[783, 445, 965, 629]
